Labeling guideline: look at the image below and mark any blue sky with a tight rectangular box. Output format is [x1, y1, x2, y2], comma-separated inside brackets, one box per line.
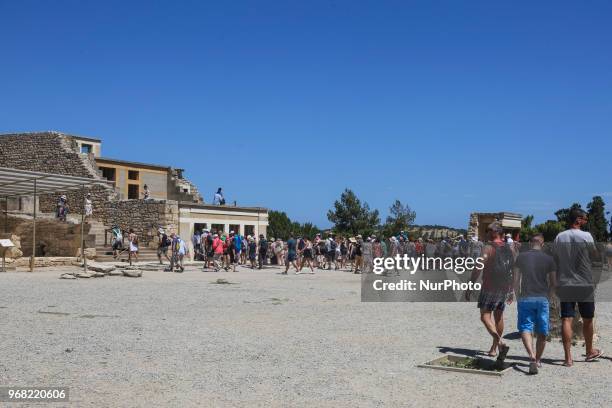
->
[1, 0, 611, 228]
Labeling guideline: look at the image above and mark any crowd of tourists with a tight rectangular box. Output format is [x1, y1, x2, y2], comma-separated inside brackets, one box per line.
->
[171, 229, 494, 276]
[180, 230, 363, 274]
[106, 206, 610, 374]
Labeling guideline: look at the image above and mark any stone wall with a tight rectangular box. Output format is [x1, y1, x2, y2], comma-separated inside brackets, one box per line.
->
[0, 131, 97, 176]
[1, 133, 189, 249]
[406, 226, 463, 240]
[0, 132, 117, 215]
[4, 214, 95, 257]
[100, 199, 179, 245]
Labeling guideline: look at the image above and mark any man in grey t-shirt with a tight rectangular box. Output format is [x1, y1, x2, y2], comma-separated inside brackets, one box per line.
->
[553, 208, 603, 366]
[513, 234, 556, 374]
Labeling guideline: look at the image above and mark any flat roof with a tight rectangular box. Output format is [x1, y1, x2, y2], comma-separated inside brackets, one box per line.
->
[70, 135, 102, 143]
[0, 166, 114, 198]
[96, 157, 172, 171]
[179, 202, 267, 213]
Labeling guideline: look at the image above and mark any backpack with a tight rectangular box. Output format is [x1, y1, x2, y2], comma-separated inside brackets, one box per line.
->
[329, 239, 337, 252]
[161, 234, 170, 247]
[489, 243, 514, 289]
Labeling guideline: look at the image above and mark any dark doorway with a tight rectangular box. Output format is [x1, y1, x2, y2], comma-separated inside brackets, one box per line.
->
[128, 184, 139, 199]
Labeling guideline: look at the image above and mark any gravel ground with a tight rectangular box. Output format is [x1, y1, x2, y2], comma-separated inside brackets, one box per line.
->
[1, 264, 611, 407]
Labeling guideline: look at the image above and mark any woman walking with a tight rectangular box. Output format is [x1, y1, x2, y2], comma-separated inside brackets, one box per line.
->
[128, 228, 139, 264]
[297, 237, 315, 274]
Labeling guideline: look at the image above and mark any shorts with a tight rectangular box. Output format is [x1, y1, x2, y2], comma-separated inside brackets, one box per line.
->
[326, 252, 336, 262]
[477, 290, 509, 312]
[157, 246, 168, 256]
[518, 297, 549, 335]
[112, 241, 122, 250]
[560, 301, 595, 319]
[287, 252, 297, 262]
[303, 249, 312, 259]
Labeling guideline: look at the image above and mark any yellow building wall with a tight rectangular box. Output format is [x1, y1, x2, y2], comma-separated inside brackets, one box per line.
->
[96, 161, 168, 200]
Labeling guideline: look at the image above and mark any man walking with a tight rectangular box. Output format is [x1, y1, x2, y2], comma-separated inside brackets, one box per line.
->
[258, 234, 267, 269]
[513, 234, 556, 374]
[284, 234, 299, 275]
[553, 208, 603, 366]
[466, 222, 514, 361]
[232, 231, 242, 271]
[157, 228, 171, 264]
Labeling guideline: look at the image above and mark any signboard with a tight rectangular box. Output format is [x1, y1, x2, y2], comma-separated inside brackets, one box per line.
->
[0, 239, 14, 248]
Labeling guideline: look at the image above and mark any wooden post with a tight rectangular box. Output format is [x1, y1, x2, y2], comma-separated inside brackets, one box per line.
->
[81, 185, 87, 273]
[4, 196, 7, 234]
[30, 179, 37, 272]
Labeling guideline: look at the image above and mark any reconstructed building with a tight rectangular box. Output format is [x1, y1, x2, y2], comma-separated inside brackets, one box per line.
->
[0, 131, 268, 257]
[467, 212, 522, 240]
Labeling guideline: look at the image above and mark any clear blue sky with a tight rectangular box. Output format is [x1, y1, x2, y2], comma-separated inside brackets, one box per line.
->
[1, 0, 611, 229]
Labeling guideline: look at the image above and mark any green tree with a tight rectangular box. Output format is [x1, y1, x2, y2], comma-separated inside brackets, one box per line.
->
[300, 222, 321, 239]
[536, 220, 565, 241]
[382, 199, 416, 237]
[327, 189, 380, 237]
[267, 210, 293, 240]
[267, 210, 321, 240]
[520, 215, 537, 241]
[586, 196, 609, 241]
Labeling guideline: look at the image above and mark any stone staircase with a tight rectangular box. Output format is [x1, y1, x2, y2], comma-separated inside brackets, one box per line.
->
[60, 216, 157, 263]
[94, 244, 160, 263]
[88, 219, 107, 246]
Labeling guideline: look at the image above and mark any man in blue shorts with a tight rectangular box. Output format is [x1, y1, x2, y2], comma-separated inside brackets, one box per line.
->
[513, 233, 556, 374]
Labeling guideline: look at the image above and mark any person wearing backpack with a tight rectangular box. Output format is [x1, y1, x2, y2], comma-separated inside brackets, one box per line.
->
[157, 228, 171, 265]
[465, 222, 515, 362]
[257, 234, 267, 269]
[111, 225, 123, 259]
[325, 234, 337, 270]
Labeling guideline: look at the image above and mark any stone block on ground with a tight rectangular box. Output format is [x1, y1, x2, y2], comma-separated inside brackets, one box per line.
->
[76, 272, 93, 278]
[123, 270, 143, 278]
[60, 273, 77, 279]
[108, 270, 123, 276]
[86, 261, 116, 273]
